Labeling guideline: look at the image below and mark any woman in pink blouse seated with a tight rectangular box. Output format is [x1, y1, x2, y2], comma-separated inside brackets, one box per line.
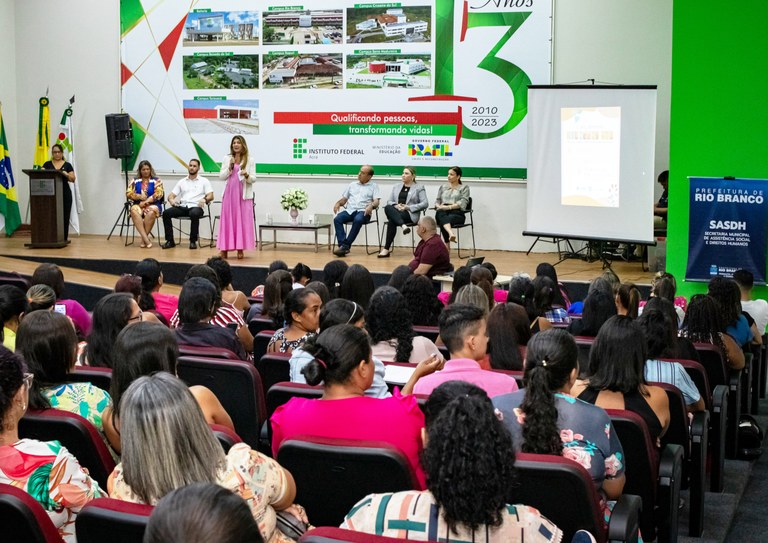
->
[271, 324, 443, 490]
[0, 347, 103, 542]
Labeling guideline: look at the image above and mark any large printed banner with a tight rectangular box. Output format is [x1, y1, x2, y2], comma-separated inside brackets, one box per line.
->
[686, 177, 768, 284]
[120, 0, 552, 176]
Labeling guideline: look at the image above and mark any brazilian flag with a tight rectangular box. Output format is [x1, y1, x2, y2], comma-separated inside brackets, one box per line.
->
[0, 104, 22, 236]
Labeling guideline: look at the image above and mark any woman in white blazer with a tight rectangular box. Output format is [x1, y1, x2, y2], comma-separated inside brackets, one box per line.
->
[378, 167, 429, 257]
[217, 136, 256, 259]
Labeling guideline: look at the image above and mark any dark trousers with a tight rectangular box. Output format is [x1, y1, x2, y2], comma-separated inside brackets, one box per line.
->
[63, 182, 73, 240]
[334, 210, 371, 249]
[383, 205, 412, 249]
[435, 209, 465, 241]
[162, 205, 204, 243]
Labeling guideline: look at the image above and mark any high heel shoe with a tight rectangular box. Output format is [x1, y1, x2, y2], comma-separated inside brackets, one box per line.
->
[237, 250, 244, 260]
[220, 251, 228, 259]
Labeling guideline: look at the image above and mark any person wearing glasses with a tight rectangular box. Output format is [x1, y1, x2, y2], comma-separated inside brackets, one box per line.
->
[43, 143, 76, 241]
[0, 346, 104, 542]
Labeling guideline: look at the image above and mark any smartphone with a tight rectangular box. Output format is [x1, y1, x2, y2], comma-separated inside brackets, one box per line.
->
[226, 322, 239, 332]
[54, 303, 67, 315]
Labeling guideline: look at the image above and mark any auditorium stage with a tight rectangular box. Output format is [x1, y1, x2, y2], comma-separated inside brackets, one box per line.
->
[0, 233, 657, 309]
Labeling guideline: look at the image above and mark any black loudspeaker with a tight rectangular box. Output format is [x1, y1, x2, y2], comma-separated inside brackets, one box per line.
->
[105, 113, 133, 159]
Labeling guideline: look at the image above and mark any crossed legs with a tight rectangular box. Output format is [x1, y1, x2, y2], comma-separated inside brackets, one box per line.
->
[130, 204, 160, 248]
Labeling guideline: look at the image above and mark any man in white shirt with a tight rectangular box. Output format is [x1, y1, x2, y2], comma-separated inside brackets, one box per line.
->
[332, 164, 380, 256]
[162, 159, 213, 250]
[734, 269, 768, 333]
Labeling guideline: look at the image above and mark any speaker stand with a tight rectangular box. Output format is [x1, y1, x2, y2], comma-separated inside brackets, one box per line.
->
[107, 159, 132, 240]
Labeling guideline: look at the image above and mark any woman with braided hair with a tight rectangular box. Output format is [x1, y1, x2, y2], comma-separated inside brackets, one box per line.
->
[494, 329, 626, 501]
[270, 324, 444, 489]
[343, 381, 565, 542]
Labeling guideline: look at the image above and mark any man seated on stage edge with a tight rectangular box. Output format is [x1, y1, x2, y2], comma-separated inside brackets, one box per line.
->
[408, 216, 452, 278]
[332, 164, 380, 257]
[162, 158, 214, 250]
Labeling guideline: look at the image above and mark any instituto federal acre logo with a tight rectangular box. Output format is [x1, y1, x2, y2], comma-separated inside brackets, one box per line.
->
[292, 138, 308, 159]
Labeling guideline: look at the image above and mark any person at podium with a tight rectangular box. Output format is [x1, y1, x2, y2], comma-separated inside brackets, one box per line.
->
[42, 144, 75, 241]
[126, 160, 164, 249]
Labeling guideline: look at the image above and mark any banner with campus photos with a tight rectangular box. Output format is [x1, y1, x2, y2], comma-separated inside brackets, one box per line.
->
[686, 177, 768, 284]
[120, 0, 552, 177]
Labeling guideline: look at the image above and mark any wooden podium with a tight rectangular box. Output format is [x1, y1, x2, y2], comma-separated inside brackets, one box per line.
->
[23, 169, 69, 248]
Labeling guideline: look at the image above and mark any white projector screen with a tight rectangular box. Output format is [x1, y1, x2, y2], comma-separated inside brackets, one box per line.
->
[526, 85, 657, 244]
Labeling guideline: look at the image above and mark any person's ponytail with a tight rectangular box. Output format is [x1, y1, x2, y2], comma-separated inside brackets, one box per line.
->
[520, 362, 561, 455]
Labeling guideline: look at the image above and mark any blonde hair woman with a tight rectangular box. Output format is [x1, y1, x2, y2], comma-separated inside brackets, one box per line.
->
[217, 135, 256, 260]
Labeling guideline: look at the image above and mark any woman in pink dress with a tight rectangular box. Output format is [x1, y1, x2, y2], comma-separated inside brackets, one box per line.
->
[217, 135, 256, 260]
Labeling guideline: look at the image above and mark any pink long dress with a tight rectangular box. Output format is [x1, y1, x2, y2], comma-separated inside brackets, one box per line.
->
[217, 163, 256, 251]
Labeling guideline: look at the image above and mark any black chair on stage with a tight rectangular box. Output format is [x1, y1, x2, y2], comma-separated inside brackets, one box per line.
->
[169, 201, 214, 247]
[455, 197, 476, 259]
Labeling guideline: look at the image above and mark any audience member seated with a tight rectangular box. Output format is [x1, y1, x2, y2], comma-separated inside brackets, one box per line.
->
[0, 284, 27, 350]
[80, 293, 142, 368]
[615, 283, 641, 318]
[571, 315, 670, 449]
[305, 281, 330, 304]
[407, 216, 452, 278]
[322, 260, 349, 300]
[343, 381, 564, 542]
[0, 347, 104, 542]
[508, 276, 552, 334]
[387, 265, 413, 291]
[144, 482, 265, 543]
[637, 309, 705, 411]
[339, 264, 375, 309]
[402, 274, 443, 327]
[114, 274, 162, 325]
[249, 269, 293, 324]
[734, 268, 768, 334]
[639, 273, 685, 326]
[437, 265, 472, 306]
[455, 284, 492, 316]
[644, 297, 699, 362]
[19, 311, 115, 439]
[475, 262, 510, 304]
[413, 304, 518, 398]
[378, 166, 429, 258]
[566, 288, 616, 337]
[268, 288, 322, 355]
[536, 262, 572, 309]
[291, 263, 312, 289]
[534, 276, 570, 325]
[680, 294, 745, 370]
[289, 300, 390, 399]
[367, 287, 440, 364]
[31, 263, 92, 338]
[170, 265, 253, 354]
[207, 256, 251, 313]
[484, 302, 530, 371]
[708, 276, 760, 347]
[26, 284, 57, 313]
[470, 266, 497, 312]
[135, 258, 179, 323]
[251, 260, 289, 298]
[174, 277, 247, 360]
[494, 329, 626, 502]
[566, 276, 612, 316]
[272, 324, 443, 489]
[104, 321, 234, 453]
[108, 372, 305, 542]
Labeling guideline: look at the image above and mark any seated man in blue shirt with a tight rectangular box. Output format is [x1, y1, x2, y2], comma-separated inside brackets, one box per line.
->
[332, 164, 380, 256]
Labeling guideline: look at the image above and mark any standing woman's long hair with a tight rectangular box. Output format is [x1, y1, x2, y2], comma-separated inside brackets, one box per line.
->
[520, 329, 578, 455]
[229, 135, 249, 168]
[421, 381, 516, 533]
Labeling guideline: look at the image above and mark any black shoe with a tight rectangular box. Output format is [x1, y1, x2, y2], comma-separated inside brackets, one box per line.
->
[161, 241, 176, 249]
[189, 241, 197, 250]
[402, 226, 411, 235]
[333, 246, 349, 257]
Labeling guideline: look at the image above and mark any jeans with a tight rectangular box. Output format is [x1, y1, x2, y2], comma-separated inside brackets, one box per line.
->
[334, 210, 371, 249]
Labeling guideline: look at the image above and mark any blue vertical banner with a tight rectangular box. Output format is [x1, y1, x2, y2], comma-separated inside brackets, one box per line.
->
[686, 177, 768, 283]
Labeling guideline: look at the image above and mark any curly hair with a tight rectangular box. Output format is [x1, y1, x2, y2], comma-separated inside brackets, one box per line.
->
[520, 329, 577, 455]
[681, 294, 727, 352]
[637, 308, 676, 359]
[401, 274, 442, 326]
[707, 276, 741, 330]
[422, 381, 516, 534]
[366, 287, 414, 363]
[507, 276, 537, 322]
[0, 346, 24, 432]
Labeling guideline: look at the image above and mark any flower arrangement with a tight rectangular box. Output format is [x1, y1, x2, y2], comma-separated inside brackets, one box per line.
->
[280, 188, 309, 211]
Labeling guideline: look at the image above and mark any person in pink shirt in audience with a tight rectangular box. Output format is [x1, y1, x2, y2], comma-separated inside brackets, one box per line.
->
[31, 263, 92, 338]
[135, 258, 178, 323]
[271, 324, 444, 489]
[413, 304, 518, 398]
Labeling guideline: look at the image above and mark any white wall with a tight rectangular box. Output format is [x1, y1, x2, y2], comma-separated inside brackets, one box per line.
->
[7, 0, 671, 251]
[0, 0, 17, 157]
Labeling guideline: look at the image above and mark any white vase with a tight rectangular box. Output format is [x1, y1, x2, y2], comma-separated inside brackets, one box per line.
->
[289, 208, 299, 224]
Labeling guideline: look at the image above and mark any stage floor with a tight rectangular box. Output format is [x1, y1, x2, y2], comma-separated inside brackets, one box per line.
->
[0, 233, 656, 292]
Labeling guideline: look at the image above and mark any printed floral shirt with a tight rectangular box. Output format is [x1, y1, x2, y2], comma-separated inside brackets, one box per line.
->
[110, 443, 296, 543]
[493, 391, 625, 486]
[44, 382, 112, 433]
[0, 439, 104, 543]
